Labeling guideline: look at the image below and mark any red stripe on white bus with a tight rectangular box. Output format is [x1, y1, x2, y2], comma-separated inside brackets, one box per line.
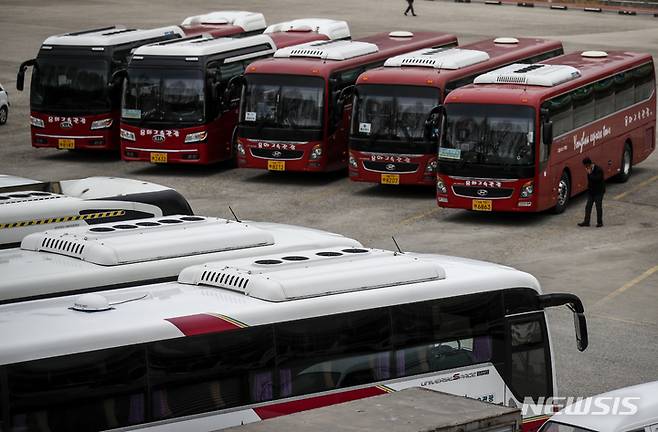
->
[165, 313, 242, 336]
[253, 386, 388, 420]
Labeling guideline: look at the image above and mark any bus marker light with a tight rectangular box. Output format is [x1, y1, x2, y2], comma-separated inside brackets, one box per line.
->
[426, 79, 434, 85]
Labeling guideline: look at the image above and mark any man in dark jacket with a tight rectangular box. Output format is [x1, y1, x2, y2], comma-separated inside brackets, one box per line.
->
[578, 157, 606, 227]
[404, 0, 417, 16]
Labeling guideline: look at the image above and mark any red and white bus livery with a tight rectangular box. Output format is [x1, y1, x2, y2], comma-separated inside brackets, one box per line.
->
[16, 12, 267, 152]
[437, 51, 655, 212]
[120, 19, 350, 165]
[236, 31, 458, 173]
[0, 248, 587, 432]
[348, 37, 564, 186]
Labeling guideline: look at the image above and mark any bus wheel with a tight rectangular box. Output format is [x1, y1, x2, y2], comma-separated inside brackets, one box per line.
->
[0, 107, 7, 125]
[616, 143, 632, 183]
[553, 171, 570, 214]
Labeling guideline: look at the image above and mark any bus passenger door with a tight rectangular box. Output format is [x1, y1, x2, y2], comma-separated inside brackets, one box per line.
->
[504, 312, 553, 408]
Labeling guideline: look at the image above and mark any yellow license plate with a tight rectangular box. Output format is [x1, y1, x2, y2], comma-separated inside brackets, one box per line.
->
[57, 139, 75, 150]
[150, 152, 168, 164]
[268, 160, 285, 171]
[381, 174, 400, 185]
[472, 199, 492, 211]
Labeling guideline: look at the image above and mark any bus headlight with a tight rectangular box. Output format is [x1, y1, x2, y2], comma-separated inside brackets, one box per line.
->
[184, 131, 207, 143]
[120, 129, 135, 141]
[349, 155, 358, 169]
[437, 177, 447, 194]
[425, 159, 438, 174]
[309, 144, 322, 160]
[520, 180, 534, 198]
[237, 143, 245, 156]
[90, 118, 113, 130]
[30, 116, 44, 128]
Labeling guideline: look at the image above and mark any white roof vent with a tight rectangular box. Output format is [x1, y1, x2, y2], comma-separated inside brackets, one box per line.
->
[493, 37, 520, 44]
[178, 248, 446, 302]
[71, 293, 111, 312]
[385, 48, 490, 70]
[581, 50, 608, 58]
[474, 63, 581, 87]
[274, 40, 378, 61]
[20, 216, 275, 266]
[181, 11, 267, 33]
[264, 18, 350, 41]
[389, 31, 414, 38]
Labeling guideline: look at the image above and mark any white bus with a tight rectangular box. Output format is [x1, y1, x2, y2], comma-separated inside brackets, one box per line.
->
[0, 215, 360, 304]
[0, 176, 193, 248]
[0, 247, 587, 432]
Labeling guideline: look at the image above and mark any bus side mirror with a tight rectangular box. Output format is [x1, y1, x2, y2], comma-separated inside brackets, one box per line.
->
[424, 105, 445, 140]
[538, 293, 588, 352]
[110, 69, 127, 90]
[223, 75, 245, 110]
[16, 59, 36, 91]
[542, 121, 553, 146]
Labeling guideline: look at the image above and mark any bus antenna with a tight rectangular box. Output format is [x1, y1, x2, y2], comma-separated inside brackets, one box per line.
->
[228, 206, 242, 223]
[391, 236, 404, 254]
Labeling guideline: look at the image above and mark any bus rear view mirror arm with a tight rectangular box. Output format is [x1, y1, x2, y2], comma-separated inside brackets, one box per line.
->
[223, 74, 245, 110]
[539, 293, 589, 352]
[16, 59, 36, 91]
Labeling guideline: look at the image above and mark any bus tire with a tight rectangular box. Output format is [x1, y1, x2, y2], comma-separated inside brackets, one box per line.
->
[0, 107, 7, 125]
[615, 143, 632, 183]
[552, 171, 570, 214]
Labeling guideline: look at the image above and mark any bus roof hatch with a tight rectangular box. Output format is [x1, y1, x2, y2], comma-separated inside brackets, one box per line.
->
[274, 40, 378, 61]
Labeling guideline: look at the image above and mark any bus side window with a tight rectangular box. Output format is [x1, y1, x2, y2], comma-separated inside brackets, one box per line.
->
[391, 292, 501, 378]
[506, 315, 551, 402]
[594, 77, 615, 119]
[275, 308, 391, 397]
[545, 93, 573, 137]
[572, 84, 595, 128]
[614, 70, 635, 111]
[148, 326, 275, 420]
[445, 76, 474, 94]
[6, 346, 146, 431]
[633, 63, 655, 103]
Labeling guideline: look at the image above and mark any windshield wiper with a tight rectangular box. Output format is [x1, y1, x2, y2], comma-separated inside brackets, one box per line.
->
[139, 108, 161, 126]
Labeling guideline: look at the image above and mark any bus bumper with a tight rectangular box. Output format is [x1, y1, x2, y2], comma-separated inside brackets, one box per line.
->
[348, 151, 436, 186]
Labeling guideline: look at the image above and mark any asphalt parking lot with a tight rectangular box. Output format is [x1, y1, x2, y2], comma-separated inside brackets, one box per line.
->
[0, 0, 657, 399]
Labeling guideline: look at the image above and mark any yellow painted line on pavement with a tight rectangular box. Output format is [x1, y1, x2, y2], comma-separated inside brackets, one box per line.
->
[590, 313, 658, 328]
[394, 207, 440, 229]
[594, 263, 658, 308]
[613, 174, 658, 200]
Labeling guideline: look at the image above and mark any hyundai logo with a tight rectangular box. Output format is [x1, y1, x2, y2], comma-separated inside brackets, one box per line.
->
[385, 163, 396, 171]
[152, 135, 165, 143]
[477, 189, 489, 197]
[60, 121, 72, 129]
[272, 150, 282, 158]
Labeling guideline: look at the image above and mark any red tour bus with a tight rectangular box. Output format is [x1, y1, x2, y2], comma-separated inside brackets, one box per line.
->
[120, 19, 351, 165]
[437, 51, 655, 213]
[16, 11, 267, 152]
[348, 37, 564, 186]
[236, 31, 458, 173]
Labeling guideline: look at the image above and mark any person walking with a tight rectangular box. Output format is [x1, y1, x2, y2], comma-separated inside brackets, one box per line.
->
[404, 0, 417, 16]
[578, 157, 606, 227]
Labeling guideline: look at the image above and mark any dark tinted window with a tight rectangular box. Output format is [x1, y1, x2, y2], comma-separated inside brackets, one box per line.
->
[614, 70, 635, 110]
[594, 77, 615, 119]
[276, 309, 391, 397]
[526, 48, 564, 64]
[7, 347, 146, 432]
[572, 84, 595, 128]
[148, 327, 274, 419]
[392, 292, 502, 377]
[634, 63, 655, 103]
[544, 93, 572, 137]
[508, 315, 550, 401]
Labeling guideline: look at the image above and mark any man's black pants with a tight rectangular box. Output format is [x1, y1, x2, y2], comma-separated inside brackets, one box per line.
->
[583, 193, 604, 225]
[405, 1, 415, 14]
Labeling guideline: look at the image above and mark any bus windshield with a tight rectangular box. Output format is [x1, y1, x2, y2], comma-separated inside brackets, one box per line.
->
[122, 68, 205, 125]
[441, 104, 535, 166]
[241, 74, 325, 130]
[30, 56, 110, 112]
[351, 85, 441, 154]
